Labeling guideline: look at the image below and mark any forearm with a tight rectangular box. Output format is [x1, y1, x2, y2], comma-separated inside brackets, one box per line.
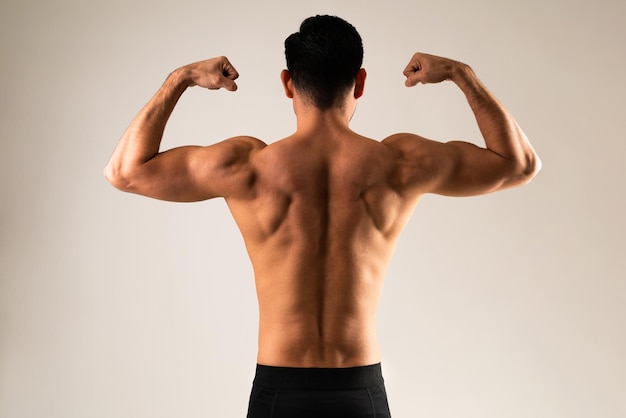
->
[105, 67, 192, 184]
[451, 64, 540, 176]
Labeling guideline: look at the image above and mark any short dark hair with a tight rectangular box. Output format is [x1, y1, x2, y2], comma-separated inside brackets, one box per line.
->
[285, 15, 363, 109]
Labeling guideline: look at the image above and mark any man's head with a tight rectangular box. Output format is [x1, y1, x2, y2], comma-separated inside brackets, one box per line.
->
[284, 15, 364, 109]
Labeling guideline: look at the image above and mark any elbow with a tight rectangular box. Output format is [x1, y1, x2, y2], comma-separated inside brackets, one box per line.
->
[508, 151, 542, 187]
[523, 151, 542, 182]
[104, 163, 134, 192]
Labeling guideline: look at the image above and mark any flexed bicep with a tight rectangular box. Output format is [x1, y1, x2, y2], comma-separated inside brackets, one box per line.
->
[427, 140, 522, 196]
[114, 137, 265, 202]
[385, 134, 517, 198]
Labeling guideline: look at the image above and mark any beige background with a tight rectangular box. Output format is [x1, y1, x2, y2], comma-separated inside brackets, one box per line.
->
[1, 0, 624, 417]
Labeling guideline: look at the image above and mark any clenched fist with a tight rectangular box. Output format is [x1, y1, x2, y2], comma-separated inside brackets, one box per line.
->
[183, 56, 240, 91]
[403, 53, 465, 87]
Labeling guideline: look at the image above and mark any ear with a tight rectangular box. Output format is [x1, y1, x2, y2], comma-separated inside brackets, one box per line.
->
[280, 69, 294, 98]
[354, 68, 366, 99]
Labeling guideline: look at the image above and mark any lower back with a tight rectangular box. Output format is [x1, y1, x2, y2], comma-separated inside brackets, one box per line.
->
[256, 305, 381, 367]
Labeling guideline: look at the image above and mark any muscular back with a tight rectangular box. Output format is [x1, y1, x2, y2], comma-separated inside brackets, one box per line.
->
[225, 129, 420, 367]
[105, 54, 539, 368]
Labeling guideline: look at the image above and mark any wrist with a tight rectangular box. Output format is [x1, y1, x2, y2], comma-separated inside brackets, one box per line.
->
[168, 66, 195, 88]
[450, 62, 477, 89]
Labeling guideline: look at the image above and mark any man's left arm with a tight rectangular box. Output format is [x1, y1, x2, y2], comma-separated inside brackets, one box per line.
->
[105, 56, 260, 201]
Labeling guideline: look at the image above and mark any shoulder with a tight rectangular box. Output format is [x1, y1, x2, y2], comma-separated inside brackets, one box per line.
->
[190, 136, 267, 200]
[220, 135, 268, 154]
[204, 135, 267, 167]
[382, 133, 442, 155]
[380, 133, 452, 193]
[381, 132, 450, 170]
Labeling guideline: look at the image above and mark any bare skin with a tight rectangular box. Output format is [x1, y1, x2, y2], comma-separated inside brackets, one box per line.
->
[105, 53, 541, 368]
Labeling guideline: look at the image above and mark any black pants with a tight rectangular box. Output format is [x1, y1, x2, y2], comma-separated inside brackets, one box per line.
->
[246, 363, 392, 418]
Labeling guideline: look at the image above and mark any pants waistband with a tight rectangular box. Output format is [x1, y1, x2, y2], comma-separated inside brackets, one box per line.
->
[253, 363, 384, 390]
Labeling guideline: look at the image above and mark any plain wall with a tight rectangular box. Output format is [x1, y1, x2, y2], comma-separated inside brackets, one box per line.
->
[1, 0, 624, 417]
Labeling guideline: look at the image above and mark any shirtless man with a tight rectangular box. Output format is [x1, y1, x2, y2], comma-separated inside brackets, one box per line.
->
[105, 15, 540, 418]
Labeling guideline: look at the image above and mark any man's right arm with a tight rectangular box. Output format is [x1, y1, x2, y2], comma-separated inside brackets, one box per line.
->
[386, 53, 541, 197]
[104, 57, 265, 202]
